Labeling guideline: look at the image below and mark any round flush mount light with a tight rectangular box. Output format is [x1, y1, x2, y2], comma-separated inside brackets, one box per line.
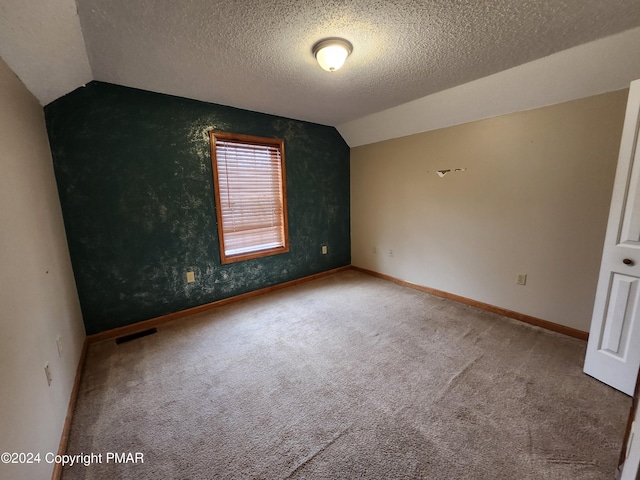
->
[312, 38, 353, 72]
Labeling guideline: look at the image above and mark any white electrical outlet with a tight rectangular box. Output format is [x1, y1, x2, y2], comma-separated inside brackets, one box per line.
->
[373, 246, 377, 255]
[517, 273, 527, 286]
[186, 271, 195, 283]
[322, 245, 328, 255]
[56, 336, 63, 357]
[44, 363, 52, 386]
[389, 249, 394, 257]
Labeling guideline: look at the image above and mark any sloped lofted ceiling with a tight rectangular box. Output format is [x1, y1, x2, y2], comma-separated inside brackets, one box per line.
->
[2, 0, 640, 131]
[0, 0, 91, 106]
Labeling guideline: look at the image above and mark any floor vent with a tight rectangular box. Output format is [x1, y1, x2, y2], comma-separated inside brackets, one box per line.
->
[115, 328, 158, 345]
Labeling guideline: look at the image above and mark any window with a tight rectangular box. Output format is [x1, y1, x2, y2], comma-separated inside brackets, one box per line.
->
[209, 131, 289, 264]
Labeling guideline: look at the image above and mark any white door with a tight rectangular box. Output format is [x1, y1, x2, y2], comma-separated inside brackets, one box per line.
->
[584, 79, 640, 396]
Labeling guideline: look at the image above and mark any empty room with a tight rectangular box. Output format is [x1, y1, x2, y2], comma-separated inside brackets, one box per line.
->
[2, 1, 640, 479]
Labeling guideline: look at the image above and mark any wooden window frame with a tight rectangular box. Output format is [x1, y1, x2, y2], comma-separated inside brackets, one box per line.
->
[209, 131, 290, 264]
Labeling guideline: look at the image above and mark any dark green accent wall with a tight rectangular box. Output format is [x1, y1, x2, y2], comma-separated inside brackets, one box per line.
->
[45, 82, 350, 335]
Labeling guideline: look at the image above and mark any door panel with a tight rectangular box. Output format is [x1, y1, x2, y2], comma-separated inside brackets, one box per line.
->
[600, 274, 638, 358]
[620, 141, 640, 244]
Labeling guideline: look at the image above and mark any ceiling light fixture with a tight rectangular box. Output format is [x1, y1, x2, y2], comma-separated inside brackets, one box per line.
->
[312, 38, 353, 72]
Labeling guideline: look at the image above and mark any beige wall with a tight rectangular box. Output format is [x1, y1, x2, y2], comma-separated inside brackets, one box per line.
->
[0, 57, 85, 479]
[351, 90, 628, 332]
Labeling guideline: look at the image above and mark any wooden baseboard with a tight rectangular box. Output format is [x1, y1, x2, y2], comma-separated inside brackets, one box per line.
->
[351, 266, 589, 341]
[89, 263, 588, 343]
[87, 265, 351, 343]
[51, 338, 88, 480]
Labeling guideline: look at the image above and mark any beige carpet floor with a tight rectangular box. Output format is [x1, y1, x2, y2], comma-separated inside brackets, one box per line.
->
[62, 270, 631, 479]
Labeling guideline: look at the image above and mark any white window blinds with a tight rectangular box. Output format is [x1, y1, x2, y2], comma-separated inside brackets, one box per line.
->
[210, 132, 289, 263]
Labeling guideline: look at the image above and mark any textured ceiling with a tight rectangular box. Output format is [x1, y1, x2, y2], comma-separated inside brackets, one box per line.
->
[2, 1, 640, 128]
[340, 26, 640, 146]
[75, 0, 640, 126]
